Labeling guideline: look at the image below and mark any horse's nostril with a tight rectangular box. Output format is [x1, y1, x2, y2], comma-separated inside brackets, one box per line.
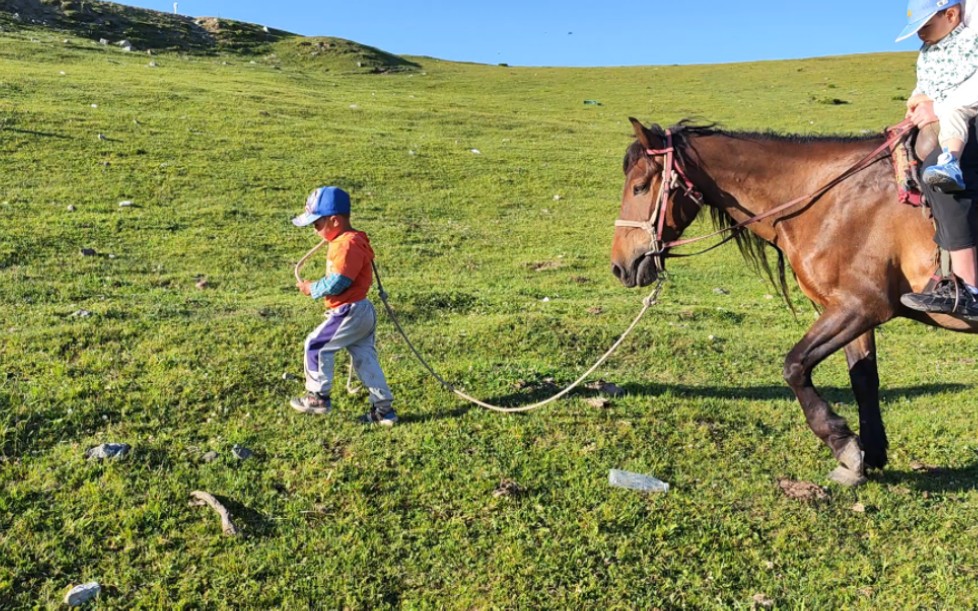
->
[612, 263, 623, 280]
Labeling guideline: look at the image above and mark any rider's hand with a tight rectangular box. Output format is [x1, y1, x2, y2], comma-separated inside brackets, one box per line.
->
[907, 93, 931, 111]
[296, 280, 312, 296]
[907, 99, 939, 128]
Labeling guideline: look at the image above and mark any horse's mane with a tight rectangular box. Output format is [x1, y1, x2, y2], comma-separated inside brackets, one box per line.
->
[623, 120, 884, 309]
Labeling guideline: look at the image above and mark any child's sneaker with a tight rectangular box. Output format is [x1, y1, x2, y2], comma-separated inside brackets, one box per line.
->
[359, 405, 397, 426]
[922, 152, 966, 193]
[900, 276, 978, 319]
[290, 392, 332, 415]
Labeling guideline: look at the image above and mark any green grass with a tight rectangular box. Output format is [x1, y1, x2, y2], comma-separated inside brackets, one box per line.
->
[4, 21, 978, 609]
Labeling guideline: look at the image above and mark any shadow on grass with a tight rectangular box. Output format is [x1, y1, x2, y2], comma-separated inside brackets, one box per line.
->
[615, 382, 970, 405]
[214, 494, 278, 539]
[393, 382, 971, 425]
[459, 382, 968, 411]
[1, 127, 71, 139]
[398, 405, 472, 424]
[877, 462, 978, 493]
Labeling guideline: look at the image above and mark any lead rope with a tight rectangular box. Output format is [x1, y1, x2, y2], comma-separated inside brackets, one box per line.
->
[294, 240, 664, 413]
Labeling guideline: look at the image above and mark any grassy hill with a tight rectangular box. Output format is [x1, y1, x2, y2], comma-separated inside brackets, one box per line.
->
[6, 10, 978, 610]
[0, 0, 421, 72]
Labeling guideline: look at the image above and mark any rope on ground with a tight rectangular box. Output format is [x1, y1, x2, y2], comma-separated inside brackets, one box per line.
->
[295, 239, 664, 413]
[372, 261, 663, 413]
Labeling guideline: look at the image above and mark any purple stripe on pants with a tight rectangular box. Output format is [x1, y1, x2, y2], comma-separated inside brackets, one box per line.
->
[305, 304, 351, 373]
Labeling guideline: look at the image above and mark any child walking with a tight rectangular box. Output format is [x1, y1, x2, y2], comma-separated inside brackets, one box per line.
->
[290, 186, 397, 425]
[899, 0, 978, 192]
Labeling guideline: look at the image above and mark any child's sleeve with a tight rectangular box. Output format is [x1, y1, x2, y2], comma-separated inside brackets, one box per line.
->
[310, 274, 353, 298]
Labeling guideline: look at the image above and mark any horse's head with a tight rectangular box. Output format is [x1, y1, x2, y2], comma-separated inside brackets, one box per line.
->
[611, 118, 703, 287]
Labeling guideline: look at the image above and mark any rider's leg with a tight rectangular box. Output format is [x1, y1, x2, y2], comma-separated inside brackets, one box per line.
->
[950, 248, 978, 287]
[923, 107, 974, 192]
[901, 120, 978, 316]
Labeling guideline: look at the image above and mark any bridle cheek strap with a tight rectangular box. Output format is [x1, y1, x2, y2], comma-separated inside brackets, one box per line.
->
[614, 130, 701, 266]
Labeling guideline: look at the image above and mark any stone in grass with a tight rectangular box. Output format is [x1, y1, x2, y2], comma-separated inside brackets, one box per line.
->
[910, 460, 943, 474]
[585, 379, 625, 397]
[282, 372, 298, 381]
[80, 248, 97, 257]
[493, 479, 524, 498]
[751, 593, 774, 610]
[585, 397, 611, 409]
[231, 444, 253, 461]
[71, 310, 92, 318]
[86, 443, 130, 460]
[201, 451, 219, 463]
[64, 582, 101, 606]
[118, 200, 133, 207]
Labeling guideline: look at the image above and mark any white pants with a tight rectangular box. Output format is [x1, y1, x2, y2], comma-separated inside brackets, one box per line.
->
[939, 103, 978, 148]
[302, 299, 393, 407]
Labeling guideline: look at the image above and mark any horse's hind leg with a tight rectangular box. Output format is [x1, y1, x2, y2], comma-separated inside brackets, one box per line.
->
[783, 307, 875, 474]
[843, 329, 888, 469]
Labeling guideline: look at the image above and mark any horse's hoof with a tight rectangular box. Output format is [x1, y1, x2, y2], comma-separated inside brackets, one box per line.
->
[835, 438, 865, 474]
[828, 466, 868, 487]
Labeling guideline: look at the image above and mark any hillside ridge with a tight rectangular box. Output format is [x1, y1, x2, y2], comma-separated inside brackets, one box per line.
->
[0, 0, 420, 71]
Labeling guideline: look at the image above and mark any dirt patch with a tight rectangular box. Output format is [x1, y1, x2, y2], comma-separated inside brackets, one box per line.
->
[777, 478, 828, 502]
[529, 260, 562, 272]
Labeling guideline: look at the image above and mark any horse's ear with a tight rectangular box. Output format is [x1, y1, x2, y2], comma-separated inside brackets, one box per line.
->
[629, 117, 652, 150]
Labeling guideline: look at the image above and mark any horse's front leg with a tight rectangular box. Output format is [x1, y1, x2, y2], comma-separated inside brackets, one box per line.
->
[783, 307, 875, 476]
[843, 329, 888, 470]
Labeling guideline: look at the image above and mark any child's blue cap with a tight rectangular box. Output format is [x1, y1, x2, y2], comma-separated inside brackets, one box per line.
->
[292, 186, 351, 226]
[896, 0, 961, 42]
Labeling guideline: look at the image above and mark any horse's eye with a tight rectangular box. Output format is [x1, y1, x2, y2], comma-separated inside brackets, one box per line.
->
[633, 182, 650, 196]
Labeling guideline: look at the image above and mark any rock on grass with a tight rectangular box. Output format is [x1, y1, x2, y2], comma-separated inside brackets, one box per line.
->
[64, 582, 100, 606]
[492, 479, 524, 498]
[85, 443, 130, 460]
[231, 444, 252, 460]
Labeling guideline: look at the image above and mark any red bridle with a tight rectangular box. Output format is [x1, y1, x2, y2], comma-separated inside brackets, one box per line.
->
[613, 129, 705, 270]
[614, 120, 916, 265]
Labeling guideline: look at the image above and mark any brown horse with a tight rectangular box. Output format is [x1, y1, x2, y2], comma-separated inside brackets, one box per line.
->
[611, 118, 975, 481]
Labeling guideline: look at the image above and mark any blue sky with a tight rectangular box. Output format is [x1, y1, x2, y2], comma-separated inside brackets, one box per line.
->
[121, 0, 924, 67]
